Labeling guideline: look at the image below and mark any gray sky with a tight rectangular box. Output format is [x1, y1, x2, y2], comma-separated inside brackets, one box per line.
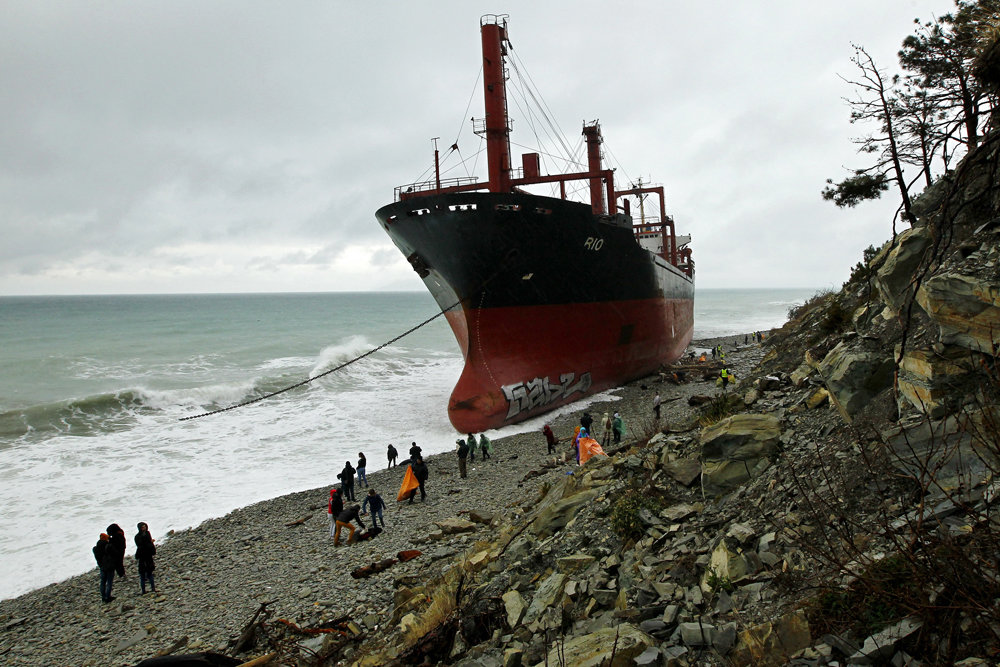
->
[0, 0, 955, 295]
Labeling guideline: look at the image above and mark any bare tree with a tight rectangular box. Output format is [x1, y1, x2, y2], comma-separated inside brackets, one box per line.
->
[823, 45, 915, 235]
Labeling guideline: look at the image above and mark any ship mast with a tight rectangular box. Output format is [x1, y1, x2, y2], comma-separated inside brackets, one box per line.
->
[481, 15, 511, 193]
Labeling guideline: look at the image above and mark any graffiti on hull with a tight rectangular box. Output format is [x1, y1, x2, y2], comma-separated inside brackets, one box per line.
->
[501, 372, 592, 420]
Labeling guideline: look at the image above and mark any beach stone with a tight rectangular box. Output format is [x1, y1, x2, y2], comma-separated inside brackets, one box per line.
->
[435, 517, 477, 535]
[534, 623, 655, 667]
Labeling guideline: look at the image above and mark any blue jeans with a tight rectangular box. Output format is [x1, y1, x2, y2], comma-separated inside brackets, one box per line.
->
[370, 506, 384, 528]
[140, 570, 155, 593]
[99, 567, 114, 602]
[357, 467, 367, 487]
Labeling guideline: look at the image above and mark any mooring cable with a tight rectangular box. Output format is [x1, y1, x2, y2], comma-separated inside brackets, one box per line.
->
[179, 299, 462, 422]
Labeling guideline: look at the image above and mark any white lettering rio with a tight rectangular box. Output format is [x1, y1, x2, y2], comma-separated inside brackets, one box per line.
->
[584, 237, 604, 251]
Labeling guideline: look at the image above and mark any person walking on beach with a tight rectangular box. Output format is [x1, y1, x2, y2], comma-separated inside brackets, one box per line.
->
[361, 488, 387, 529]
[612, 413, 624, 444]
[467, 433, 478, 462]
[408, 441, 422, 463]
[456, 438, 469, 478]
[93, 533, 115, 603]
[134, 522, 156, 594]
[106, 523, 127, 579]
[479, 433, 493, 459]
[339, 461, 356, 501]
[333, 504, 366, 546]
[601, 412, 612, 447]
[328, 488, 344, 538]
[357, 452, 368, 488]
[543, 424, 557, 454]
[720, 367, 730, 390]
[580, 412, 593, 433]
[653, 393, 662, 420]
[387, 443, 398, 467]
[408, 456, 429, 503]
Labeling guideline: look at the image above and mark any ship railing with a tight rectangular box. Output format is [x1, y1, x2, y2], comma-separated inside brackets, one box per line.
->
[395, 176, 481, 201]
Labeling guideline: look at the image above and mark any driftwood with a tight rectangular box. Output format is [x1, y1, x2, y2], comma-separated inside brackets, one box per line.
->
[150, 636, 189, 658]
[232, 601, 276, 655]
[351, 558, 397, 579]
[284, 514, 312, 527]
[237, 652, 277, 667]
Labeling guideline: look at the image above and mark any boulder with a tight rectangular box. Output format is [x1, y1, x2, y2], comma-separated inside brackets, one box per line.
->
[816, 341, 894, 421]
[556, 554, 596, 575]
[700, 414, 781, 492]
[806, 388, 830, 409]
[662, 457, 701, 486]
[848, 616, 921, 665]
[700, 538, 752, 592]
[729, 610, 811, 667]
[916, 272, 1000, 353]
[873, 226, 931, 314]
[790, 362, 814, 387]
[534, 623, 655, 667]
[502, 590, 527, 629]
[530, 489, 599, 538]
[895, 344, 973, 418]
[524, 572, 566, 625]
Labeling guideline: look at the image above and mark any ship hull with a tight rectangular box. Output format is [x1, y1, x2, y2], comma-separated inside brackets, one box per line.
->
[376, 191, 694, 432]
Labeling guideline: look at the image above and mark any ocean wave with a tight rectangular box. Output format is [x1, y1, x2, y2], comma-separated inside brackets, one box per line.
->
[309, 335, 377, 377]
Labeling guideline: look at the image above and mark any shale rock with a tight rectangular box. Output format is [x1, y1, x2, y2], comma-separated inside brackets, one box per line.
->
[533, 623, 655, 667]
[700, 413, 781, 492]
[916, 272, 1000, 353]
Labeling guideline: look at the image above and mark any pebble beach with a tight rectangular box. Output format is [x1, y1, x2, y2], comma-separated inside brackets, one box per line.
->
[0, 335, 762, 667]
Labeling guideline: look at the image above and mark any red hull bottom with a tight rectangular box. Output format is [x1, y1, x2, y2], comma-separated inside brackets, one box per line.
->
[445, 297, 693, 433]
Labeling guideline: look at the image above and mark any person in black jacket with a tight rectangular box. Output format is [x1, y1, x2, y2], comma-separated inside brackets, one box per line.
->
[134, 522, 156, 594]
[361, 488, 387, 529]
[334, 504, 366, 546]
[93, 533, 115, 602]
[328, 488, 344, 539]
[408, 441, 422, 463]
[387, 443, 398, 467]
[456, 439, 469, 478]
[338, 461, 356, 501]
[106, 523, 127, 578]
[408, 456, 429, 504]
[357, 452, 368, 488]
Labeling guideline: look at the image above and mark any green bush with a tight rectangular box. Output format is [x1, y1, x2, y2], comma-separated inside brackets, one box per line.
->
[610, 488, 666, 541]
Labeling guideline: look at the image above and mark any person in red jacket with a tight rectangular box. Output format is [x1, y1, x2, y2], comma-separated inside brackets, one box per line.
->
[542, 424, 557, 454]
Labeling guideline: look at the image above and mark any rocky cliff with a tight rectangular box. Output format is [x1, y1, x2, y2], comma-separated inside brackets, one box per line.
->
[324, 39, 1000, 667]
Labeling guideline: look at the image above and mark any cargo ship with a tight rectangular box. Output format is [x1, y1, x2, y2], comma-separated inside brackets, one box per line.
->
[376, 15, 695, 433]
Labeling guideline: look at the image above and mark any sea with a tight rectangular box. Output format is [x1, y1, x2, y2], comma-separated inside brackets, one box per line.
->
[0, 287, 816, 600]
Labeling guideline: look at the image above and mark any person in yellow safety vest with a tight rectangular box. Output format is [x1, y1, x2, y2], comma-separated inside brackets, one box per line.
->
[720, 367, 730, 389]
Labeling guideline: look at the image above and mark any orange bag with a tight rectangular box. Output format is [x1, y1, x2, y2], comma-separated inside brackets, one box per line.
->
[578, 437, 607, 465]
[396, 465, 420, 501]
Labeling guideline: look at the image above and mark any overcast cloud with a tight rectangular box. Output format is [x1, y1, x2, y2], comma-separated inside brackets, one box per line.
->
[0, 0, 955, 295]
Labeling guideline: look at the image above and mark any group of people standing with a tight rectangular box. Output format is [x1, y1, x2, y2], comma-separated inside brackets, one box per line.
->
[92, 522, 156, 602]
[453, 432, 493, 478]
[327, 442, 433, 546]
